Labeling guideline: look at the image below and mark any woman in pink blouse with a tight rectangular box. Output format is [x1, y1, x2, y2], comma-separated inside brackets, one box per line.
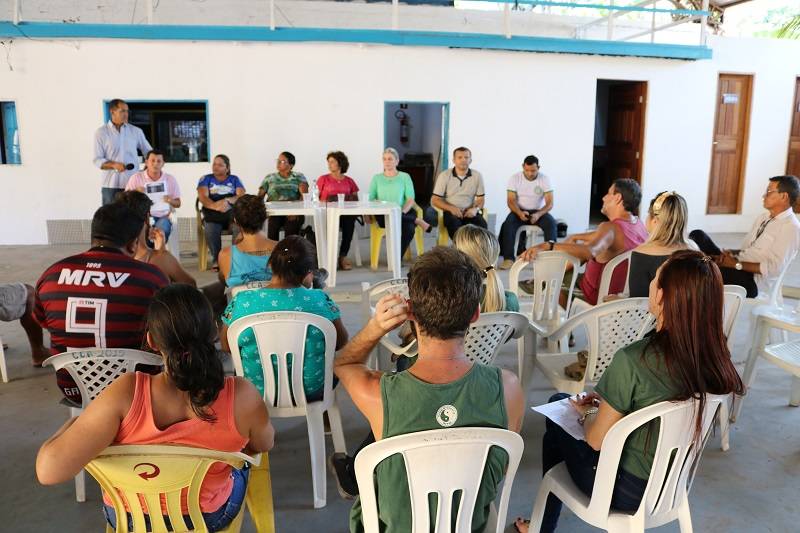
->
[317, 150, 360, 270]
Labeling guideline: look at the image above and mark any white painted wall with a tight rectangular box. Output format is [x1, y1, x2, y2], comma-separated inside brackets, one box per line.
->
[1, 35, 799, 245]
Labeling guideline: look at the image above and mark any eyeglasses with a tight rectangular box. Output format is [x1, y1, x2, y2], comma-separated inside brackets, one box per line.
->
[276, 159, 289, 164]
[763, 189, 782, 197]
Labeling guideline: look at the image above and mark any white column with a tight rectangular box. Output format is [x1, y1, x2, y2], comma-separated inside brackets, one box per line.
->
[270, 0, 276, 31]
[392, 0, 399, 30]
[146, 0, 153, 24]
[650, 0, 657, 43]
[700, 0, 709, 46]
[607, 0, 615, 40]
[504, 3, 511, 39]
[13, 0, 20, 25]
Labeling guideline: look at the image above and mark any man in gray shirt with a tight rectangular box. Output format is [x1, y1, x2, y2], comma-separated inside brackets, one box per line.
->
[93, 99, 152, 205]
[431, 146, 487, 240]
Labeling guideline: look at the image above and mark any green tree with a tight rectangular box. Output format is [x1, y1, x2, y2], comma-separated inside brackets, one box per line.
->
[777, 14, 800, 38]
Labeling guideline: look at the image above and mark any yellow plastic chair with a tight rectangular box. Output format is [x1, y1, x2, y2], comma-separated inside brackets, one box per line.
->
[369, 205, 424, 269]
[434, 206, 490, 246]
[85, 445, 261, 533]
[196, 198, 234, 272]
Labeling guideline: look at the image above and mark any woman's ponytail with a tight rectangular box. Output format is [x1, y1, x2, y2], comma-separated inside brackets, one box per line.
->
[147, 284, 225, 422]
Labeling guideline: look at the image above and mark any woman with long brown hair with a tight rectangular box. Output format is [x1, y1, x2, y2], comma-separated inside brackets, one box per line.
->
[515, 250, 744, 532]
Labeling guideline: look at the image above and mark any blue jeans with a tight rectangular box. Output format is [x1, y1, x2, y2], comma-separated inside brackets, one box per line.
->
[499, 211, 557, 260]
[103, 464, 249, 532]
[153, 215, 173, 242]
[539, 393, 647, 532]
[204, 220, 240, 265]
[101, 187, 124, 206]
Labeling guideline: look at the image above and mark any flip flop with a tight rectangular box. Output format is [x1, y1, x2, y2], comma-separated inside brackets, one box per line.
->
[514, 518, 531, 533]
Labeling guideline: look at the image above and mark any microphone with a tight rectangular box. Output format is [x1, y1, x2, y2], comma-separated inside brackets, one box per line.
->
[124, 163, 135, 170]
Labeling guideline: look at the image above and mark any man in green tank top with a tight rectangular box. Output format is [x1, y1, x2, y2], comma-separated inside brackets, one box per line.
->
[335, 247, 525, 532]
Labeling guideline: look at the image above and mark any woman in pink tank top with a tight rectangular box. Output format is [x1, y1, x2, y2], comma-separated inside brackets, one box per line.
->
[36, 284, 275, 531]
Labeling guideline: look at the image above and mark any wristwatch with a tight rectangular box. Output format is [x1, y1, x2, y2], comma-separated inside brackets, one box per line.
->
[578, 406, 599, 425]
[548, 240, 556, 251]
[735, 261, 743, 271]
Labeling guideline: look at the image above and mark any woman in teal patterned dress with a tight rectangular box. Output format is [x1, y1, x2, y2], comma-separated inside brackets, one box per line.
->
[221, 235, 349, 401]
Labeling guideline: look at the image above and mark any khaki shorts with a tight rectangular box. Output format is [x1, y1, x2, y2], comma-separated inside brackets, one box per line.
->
[0, 283, 28, 322]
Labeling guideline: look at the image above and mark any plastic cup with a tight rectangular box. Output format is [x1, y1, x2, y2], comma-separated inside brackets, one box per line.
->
[358, 191, 367, 205]
[337, 193, 345, 207]
[302, 193, 311, 207]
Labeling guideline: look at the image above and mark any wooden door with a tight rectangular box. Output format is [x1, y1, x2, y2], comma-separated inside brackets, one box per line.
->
[787, 78, 800, 178]
[606, 82, 647, 184]
[707, 74, 753, 214]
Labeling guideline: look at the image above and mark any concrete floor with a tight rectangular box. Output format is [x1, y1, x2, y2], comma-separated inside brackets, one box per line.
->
[0, 233, 798, 532]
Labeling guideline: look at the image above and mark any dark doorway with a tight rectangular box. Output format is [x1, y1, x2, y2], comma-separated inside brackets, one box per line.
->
[590, 80, 647, 223]
[384, 101, 449, 208]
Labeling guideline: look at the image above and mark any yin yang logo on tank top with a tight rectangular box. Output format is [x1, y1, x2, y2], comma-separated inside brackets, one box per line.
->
[435, 405, 458, 427]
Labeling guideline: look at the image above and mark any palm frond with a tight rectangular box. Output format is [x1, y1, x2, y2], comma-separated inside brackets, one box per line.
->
[777, 14, 800, 39]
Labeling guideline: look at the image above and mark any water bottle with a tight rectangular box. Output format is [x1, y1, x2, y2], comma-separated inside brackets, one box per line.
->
[310, 178, 320, 206]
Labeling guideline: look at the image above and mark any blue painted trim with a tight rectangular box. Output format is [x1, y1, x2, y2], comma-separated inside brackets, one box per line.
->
[0, 22, 712, 60]
[475, 0, 709, 17]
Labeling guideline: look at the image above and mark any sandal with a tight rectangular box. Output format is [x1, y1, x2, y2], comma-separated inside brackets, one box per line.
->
[514, 517, 531, 533]
[338, 256, 353, 271]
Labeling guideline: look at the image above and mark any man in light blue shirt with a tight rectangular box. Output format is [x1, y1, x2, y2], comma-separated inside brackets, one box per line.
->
[93, 99, 152, 205]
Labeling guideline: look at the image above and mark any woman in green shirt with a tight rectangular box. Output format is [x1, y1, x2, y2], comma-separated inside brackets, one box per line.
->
[220, 236, 349, 401]
[368, 147, 431, 257]
[515, 250, 744, 532]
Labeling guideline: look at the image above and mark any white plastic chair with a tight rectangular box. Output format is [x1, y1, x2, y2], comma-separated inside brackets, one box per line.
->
[717, 284, 747, 451]
[513, 225, 544, 259]
[509, 252, 582, 328]
[463, 312, 530, 366]
[528, 396, 723, 533]
[42, 348, 164, 503]
[756, 340, 800, 406]
[508, 252, 582, 385]
[229, 280, 271, 299]
[354, 427, 524, 533]
[598, 250, 632, 301]
[226, 311, 345, 509]
[166, 209, 181, 261]
[743, 251, 798, 345]
[532, 298, 656, 395]
[361, 278, 417, 371]
[571, 251, 633, 317]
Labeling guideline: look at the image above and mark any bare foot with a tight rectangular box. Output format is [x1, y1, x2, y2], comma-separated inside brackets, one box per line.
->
[514, 518, 530, 533]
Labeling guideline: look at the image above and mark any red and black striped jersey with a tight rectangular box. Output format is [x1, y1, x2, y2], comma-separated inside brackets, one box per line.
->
[34, 247, 168, 403]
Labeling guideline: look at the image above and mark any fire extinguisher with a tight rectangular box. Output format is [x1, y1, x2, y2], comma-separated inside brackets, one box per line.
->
[395, 109, 409, 145]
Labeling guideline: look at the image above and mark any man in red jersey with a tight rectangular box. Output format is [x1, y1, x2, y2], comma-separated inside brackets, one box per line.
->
[34, 203, 168, 405]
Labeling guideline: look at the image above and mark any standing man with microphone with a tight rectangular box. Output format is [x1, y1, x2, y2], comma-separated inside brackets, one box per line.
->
[94, 99, 152, 205]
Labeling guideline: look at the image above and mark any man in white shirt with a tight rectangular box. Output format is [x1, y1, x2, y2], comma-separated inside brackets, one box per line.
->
[499, 155, 556, 269]
[93, 99, 152, 205]
[690, 175, 800, 298]
[124, 150, 181, 242]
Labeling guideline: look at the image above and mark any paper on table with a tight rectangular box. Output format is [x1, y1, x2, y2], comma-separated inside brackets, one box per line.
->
[531, 396, 586, 441]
